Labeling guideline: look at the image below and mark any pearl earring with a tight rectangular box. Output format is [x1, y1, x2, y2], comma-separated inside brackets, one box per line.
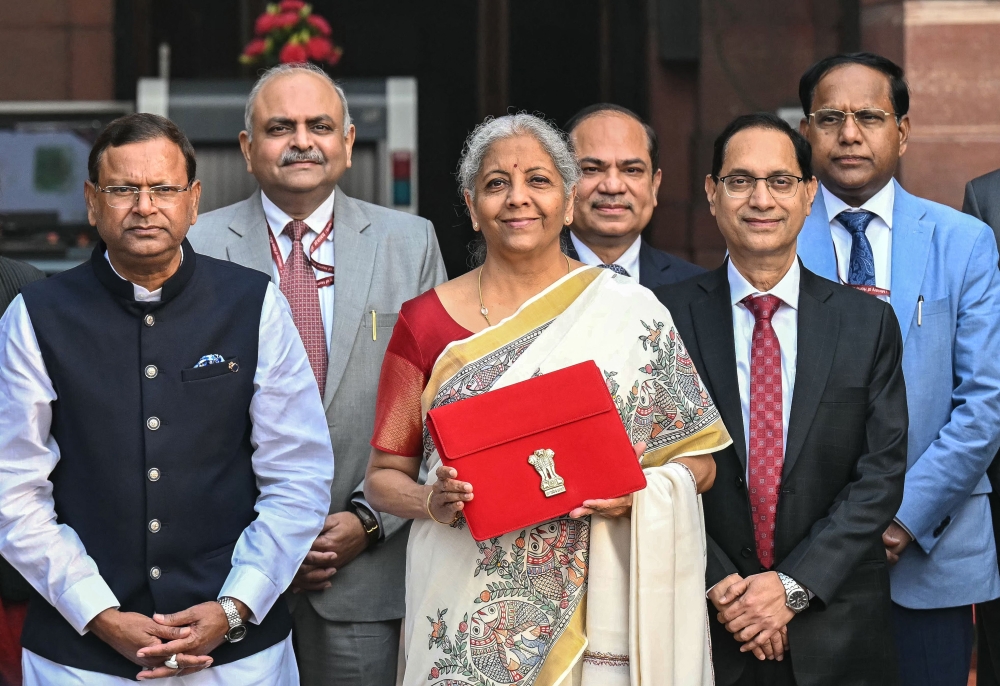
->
[473, 222, 479, 230]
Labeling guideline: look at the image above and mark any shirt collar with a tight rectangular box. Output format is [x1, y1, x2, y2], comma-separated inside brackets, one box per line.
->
[821, 180, 894, 229]
[262, 188, 336, 240]
[103, 246, 185, 303]
[569, 232, 642, 270]
[728, 257, 800, 311]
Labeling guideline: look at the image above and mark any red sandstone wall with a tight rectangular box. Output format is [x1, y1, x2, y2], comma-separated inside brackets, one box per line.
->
[0, 0, 114, 101]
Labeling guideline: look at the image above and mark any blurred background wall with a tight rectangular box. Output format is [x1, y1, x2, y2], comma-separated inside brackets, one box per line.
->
[1, 0, 999, 276]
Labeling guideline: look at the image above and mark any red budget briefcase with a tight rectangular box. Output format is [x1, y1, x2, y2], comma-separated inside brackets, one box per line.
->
[426, 360, 647, 541]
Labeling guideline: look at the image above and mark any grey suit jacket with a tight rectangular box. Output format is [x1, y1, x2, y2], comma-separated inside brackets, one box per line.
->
[188, 188, 447, 622]
[964, 168, 1000, 262]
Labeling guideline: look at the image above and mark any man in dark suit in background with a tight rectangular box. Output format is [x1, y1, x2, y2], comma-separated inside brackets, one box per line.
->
[962, 168, 1000, 686]
[563, 103, 704, 288]
[0, 256, 43, 311]
[657, 113, 907, 685]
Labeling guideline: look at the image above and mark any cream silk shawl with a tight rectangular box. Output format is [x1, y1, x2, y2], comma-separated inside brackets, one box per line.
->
[403, 267, 731, 686]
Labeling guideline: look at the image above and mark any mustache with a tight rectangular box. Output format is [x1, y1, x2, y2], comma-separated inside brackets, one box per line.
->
[590, 194, 633, 210]
[279, 148, 326, 166]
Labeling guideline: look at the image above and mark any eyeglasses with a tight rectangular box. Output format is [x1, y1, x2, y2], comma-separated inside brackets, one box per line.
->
[807, 108, 898, 131]
[96, 185, 191, 209]
[717, 175, 805, 199]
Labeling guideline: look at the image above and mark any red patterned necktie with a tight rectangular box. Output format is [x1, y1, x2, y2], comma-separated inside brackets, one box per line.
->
[280, 220, 328, 397]
[743, 294, 784, 569]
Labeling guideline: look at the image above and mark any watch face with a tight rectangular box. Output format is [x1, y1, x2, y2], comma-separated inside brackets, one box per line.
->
[227, 624, 248, 643]
[788, 590, 809, 611]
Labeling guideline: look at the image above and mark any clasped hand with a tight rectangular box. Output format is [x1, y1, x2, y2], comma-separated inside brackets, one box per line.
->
[708, 572, 794, 662]
[88, 599, 244, 680]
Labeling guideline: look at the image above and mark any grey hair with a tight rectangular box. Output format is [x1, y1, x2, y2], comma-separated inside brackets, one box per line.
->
[244, 63, 352, 140]
[457, 113, 581, 201]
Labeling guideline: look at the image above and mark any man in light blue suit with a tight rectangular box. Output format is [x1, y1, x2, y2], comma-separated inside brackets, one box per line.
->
[796, 52, 1000, 686]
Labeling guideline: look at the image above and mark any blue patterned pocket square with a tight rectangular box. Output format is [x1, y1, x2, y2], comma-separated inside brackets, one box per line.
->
[194, 354, 225, 368]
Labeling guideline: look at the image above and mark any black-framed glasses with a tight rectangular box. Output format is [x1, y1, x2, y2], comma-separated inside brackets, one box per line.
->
[807, 108, 899, 131]
[96, 185, 191, 209]
[717, 175, 805, 199]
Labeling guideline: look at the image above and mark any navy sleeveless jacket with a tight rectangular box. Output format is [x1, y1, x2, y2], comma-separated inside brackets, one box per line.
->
[18, 241, 291, 678]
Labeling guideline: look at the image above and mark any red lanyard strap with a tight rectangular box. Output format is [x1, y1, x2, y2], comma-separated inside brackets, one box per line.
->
[267, 218, 335, 288]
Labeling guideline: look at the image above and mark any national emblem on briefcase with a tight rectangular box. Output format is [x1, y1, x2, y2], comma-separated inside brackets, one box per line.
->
[528, 449, 566, 497]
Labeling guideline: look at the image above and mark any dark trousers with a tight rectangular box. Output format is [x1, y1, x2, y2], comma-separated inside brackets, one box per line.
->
[892, 603, 973, 686]
[979, 597, 1000, 686]
[732, 654, 796, 686]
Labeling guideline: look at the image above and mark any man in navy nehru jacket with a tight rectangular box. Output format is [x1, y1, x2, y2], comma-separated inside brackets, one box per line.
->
[0, 113, 334, 683]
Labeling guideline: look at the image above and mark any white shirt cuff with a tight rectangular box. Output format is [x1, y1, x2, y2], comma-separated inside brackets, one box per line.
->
[57, 574, 119, 635]
[219, 565, 279, 626]
[893, 516, 916, 542]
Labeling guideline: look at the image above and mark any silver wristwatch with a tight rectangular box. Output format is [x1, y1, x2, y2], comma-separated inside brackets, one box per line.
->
[776, 572, 810, 613]
[218, 597, 247, 643]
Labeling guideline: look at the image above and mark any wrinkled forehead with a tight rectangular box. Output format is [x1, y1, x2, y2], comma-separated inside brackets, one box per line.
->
[98, 138, 189, 184]
[571, 113, 650, 163]
[254, 72, 344, 124]
[721, 128, 801, 177]
[812, 64, 893, 112]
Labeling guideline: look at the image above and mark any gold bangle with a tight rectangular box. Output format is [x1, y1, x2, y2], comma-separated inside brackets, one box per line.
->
[426, 488, 453, 525]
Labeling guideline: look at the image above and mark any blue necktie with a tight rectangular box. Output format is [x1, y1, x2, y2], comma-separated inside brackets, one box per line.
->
[599, 263, 630, 277]
[836, 210, 877, 286]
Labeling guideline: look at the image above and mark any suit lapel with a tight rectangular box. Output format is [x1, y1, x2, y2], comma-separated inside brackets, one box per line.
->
[225, 190, 274, 278]
[638, 241, 665, 290]
[323, 187, 376, 410]
[689, 266, 747, 468]
[796, 189, 839, 282]
[890, 181, 934, 342]
[783, 268, 839, 478]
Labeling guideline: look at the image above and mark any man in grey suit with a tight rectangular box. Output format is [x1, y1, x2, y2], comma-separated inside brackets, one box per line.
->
[188, 63, 447, 686]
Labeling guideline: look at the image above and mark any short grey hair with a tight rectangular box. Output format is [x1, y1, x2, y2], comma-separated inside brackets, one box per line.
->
[244, 63, 352, 140]
[457, 113, 580, 201]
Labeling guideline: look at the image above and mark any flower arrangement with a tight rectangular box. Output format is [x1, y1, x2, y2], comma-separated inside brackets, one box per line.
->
[240, 1, 343, 67]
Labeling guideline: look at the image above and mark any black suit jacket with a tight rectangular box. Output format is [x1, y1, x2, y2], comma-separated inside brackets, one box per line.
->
[656, 263, 907, 686]
[0, 256, 44, 602]
[562, 230, 704, 289]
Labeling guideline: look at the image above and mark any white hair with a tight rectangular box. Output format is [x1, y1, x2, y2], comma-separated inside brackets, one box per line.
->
[244, 63, 352, 140]
[457, 113, 580, 201]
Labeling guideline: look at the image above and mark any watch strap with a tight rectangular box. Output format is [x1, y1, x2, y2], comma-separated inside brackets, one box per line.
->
[219, 596, 242, 630]
[776, 572, 809, 612]
[352, 503, 380, 548]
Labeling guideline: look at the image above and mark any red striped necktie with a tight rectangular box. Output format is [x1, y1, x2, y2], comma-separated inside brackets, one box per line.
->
[279, 220, 328, 397]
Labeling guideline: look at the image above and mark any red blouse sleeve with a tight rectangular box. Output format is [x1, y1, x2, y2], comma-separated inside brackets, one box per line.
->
[371, 290, 472, 457]
[371, 311, 428, 457]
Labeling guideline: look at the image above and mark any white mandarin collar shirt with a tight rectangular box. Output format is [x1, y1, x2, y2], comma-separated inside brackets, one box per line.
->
[823, 181, 894, 299]
[0, 271, 333, 683]
[262, 189, 336, 352]
[570, 231, 641, 282]
[728, 258, 799, 460]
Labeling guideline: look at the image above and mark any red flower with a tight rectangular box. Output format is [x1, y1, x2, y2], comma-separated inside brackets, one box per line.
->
[242, 38, 267, 58]
[275, 11, 301, 29]
[326, 44, 343, 66]
[430, 667, 440, 679]
[254, 12, 279, 35]
[279, 0, 307, 11]
[279, 42, 308, 63]
[458, 621, 468, 633]
[307, 14, 332, 35]
[305, 36, 332, 61]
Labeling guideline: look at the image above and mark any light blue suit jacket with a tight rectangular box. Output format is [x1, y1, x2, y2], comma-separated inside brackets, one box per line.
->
[798, 180, 1000, 608]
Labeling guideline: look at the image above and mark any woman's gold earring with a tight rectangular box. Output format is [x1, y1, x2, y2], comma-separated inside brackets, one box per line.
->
[473, 222, 479, 230]
[564, 217, 571, 225]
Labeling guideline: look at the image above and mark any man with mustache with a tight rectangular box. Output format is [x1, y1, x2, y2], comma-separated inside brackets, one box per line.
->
[188, 63, 446, 686]
[657, 112, 907, 685]
[563, 104, 703, 287]
[796, 52, 1000, 686]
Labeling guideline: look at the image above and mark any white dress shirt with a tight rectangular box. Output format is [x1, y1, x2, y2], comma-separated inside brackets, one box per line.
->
[262, 189, 336, 352]
[570, 231, 641, 282]
[823, 181, 894, 301]
[729, 259, 799, 459]
[0, 272, 334, 684]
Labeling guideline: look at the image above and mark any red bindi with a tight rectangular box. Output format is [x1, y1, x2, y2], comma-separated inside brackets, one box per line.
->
[513, 163, 517, 168]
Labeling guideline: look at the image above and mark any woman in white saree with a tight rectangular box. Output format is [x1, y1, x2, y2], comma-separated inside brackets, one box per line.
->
[365, 114, 732, 686]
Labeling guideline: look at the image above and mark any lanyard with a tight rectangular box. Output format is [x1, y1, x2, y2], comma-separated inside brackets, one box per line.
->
[267, 218, 335, 288]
